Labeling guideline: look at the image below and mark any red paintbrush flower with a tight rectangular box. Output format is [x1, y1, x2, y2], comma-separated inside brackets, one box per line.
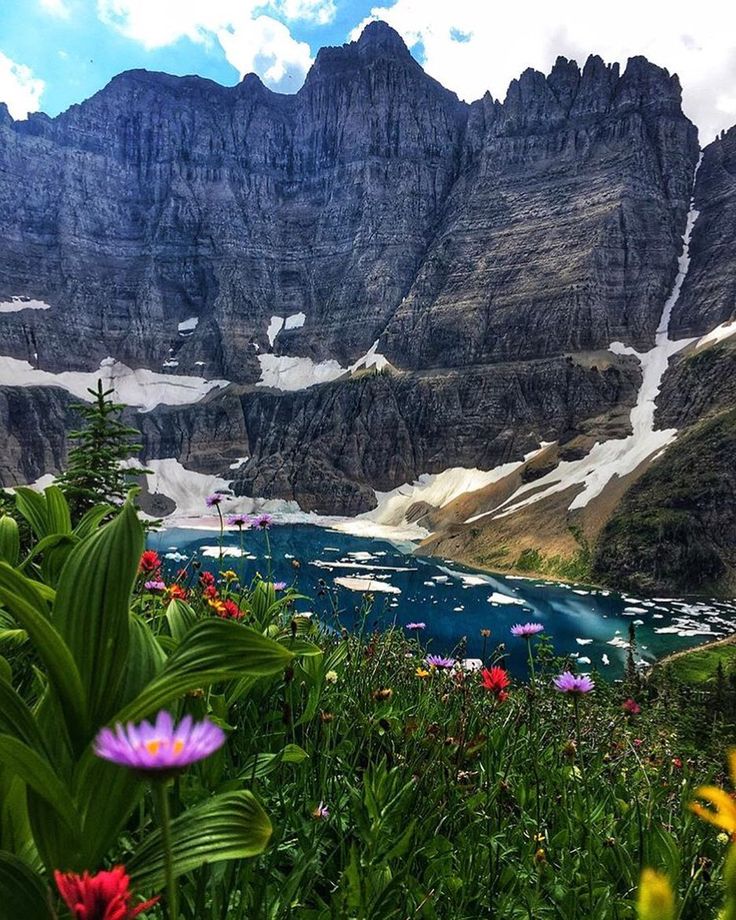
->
[199, 571, 216, 587]
[138, 550, 161, 574]
[54, 866, 159, 920]
[481, 666, 510, 700]
[219, 599, 245, 619]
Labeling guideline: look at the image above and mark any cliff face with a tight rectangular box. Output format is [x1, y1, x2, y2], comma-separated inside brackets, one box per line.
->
[2, 22, 731, 593]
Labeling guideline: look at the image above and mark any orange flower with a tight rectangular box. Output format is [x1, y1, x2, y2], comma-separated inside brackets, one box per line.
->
[691, 749, 736, 835]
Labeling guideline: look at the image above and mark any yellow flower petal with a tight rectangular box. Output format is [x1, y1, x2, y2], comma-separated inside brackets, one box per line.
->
[728, 748, 736, 786]
[690, 785, 736, 834]
[637, 868, 675, 920]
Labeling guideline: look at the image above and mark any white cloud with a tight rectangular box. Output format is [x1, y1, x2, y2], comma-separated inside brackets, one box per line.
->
[271, 0, 336, 25]
[97, 0, 313, 91]
[39, 0, 71, 17]
[0, 52, 44, 120]
[351, 0, 736, 142]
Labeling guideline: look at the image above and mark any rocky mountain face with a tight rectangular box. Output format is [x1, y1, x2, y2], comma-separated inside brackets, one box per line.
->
[1, 21, 733, 593]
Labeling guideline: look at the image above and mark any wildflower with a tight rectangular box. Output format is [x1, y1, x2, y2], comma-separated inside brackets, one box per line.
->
[416, 667, 430, 679]
[200, 571, 216, 587]
[319, 710, 334, 723]
[226, 514, 249, 528]
[480, 628, 491, 638]
[222, 570, 238, 581]
[622, 698, 641, 715]
[672, 757, 683, 769]
[534, 848, 546, 864]
[205, 493, 224, 508]
[273, 581, 287, 591]
[139, 550, 161, 574]
[718, 832, 730, 845]
[405, 622, 426, 630]
[633, 738, 644, 747]
[143, 580, 166, 593]
[252, 513, 273, 529]
[165, 585, 188, 601]
[481, 666, 510, 701]
[510, 622, 544, 638]
[691, 750, 736, 834]
[372, 688, 393, 702]
[636, 868, 675, 920]
[553, 672, 595, 695]
[54, 866, 159, 920]
[312, 801, 329, 820]
[94, 711, 226, 776]
[218, 599, 245, 620]
[425, 655, 456, 670]
[202, 585, 219, 600]
[325, 670, 338, 684]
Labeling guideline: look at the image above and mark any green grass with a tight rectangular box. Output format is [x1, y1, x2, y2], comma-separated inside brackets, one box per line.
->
[666, 641, 736, 685]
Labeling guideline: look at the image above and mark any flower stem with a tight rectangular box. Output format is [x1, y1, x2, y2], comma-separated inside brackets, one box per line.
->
[153, 780, 178, 920]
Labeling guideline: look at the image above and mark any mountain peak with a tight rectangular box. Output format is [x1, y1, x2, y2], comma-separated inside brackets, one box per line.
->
[354, 20, 410, 57]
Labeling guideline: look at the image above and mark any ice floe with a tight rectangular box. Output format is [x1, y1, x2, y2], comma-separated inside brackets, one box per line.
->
[334, 576, 401, 594]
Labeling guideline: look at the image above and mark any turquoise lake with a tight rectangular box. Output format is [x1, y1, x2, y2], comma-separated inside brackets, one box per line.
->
[152, 523, 736, 679]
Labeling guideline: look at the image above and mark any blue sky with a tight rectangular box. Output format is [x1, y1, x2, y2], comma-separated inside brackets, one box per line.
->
[1, 0, 735, 141]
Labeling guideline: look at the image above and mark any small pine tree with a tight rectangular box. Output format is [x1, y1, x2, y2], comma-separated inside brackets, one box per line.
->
[58, 379, 146, 520]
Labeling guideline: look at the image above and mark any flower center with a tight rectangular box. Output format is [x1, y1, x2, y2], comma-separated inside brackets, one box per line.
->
[143, 738, 185, 756]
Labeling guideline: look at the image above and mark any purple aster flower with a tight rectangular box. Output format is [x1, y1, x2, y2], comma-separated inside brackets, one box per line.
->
[205, 494, 224, 508]
[226, 514, 250, 528]
[311, 801, 330, 820]
[425, 654, 456, 669]
[144, 580, 166, 592]
[553, 671, 595, 695]
[510, 622, 544, 638]
[273, 581, 287, 591]
[252, 513, 273, 529]
[94, 710, 226, 775]
[405, 622, 426, 630]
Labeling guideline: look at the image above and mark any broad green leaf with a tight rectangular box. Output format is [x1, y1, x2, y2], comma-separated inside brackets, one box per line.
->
[165, 598, 198, 644]
[74, 758, 144, 868]
[0, 736, 80, 837]
[238, 743, 309, 781]
[73, 503, 114, 540]
[119, 614, 166, 703]
[114, 620, 297, 724]
[44, 486, 72, 535]
[0, 851, 51, 920]
[0, 516, 19, 567]
[53, 502, 143, 728]
[128, 790, 272, 888]
[0, 564, 87, 748]
[13, 489, 49, 540]
[0, 675, 46, 753]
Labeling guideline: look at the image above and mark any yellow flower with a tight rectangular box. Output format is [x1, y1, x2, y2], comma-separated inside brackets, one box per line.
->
[636, 868, 675, 920]
[415, 667, 430, 679]
[222, 570, 238, 581]
[325, 670, 338, 684]
[691, 749, 736, 834]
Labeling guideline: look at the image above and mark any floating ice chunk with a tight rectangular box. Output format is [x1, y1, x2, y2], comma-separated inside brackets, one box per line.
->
[487, 592, 525, 606]
[576, 638, 593, 645]
[602, 654, 610, 665]
[334, 576, 401, 594]
[578, 657, 591, 665]
[164, 551, 187, 561]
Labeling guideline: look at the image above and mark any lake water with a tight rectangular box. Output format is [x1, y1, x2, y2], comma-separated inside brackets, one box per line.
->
[151, 523, 736, 679]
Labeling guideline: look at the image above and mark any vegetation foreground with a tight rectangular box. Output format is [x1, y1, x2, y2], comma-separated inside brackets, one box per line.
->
[0, 382, 736, 919]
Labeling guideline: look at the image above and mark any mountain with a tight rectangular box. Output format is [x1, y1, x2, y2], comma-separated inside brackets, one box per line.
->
[1, 21, 734, 592]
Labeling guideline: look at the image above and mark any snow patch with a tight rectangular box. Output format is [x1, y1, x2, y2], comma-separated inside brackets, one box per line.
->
[178, 316, 199, 336]
[696, 320, 736, 349]
[267, 316, 285, 347]
[256, 354, 345, 391]
[0, 355, 228, 411]
[0, 296, 51, 312]
[284, 312, 306, 331]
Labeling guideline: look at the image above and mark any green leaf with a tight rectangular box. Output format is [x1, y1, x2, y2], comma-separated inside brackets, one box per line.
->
[0, 563, 87, 748]
[238, 743, 309, 781]
[119, 614, 166, 703]
[53, 502, 143, 727]
[13, 489, 50, 540]
[165, 599, 198, 644]
[114, 620, 296, 724]
[73, 503, 115, 540]
[0, 675, 46, 753]
[0, 516, 19, 567]
[128, 790, 272, 888]
[0, 735, 80, 837]
[74, 758, 144, 868]
[0, 851, 51, 920]
[44, 486, 72, 535]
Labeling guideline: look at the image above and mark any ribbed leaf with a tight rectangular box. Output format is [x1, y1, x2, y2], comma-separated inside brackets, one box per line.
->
[72, 503, 114, 540]
[74, 758, 144, 868]
[0, 675, 46, 753]
[165, 598, 198, 644]
[0, 736, 80, 837]
[128, 790, 272, 888]
[44, 486, 72, 535]
[0, 517, 19, 567]
[114, 620, 298, 723]
[0, 852, 51, 920]
[0, 563, 87, 748]
[119, 614, 166, 703]
[53, 502, 143, 727]
[13, 488, 49, 540]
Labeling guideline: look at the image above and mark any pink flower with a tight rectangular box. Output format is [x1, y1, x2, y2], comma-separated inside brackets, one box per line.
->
[622, 698, 641, 715]
[511, 622, 544, 638]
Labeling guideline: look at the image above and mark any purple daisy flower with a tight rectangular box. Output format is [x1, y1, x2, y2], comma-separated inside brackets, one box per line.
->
[144, 580, 166, 592]
[94, 710, 226, 775]
[425, 654, 456, 669]
[273, 581, 287, 591]
[252, 513, 273, 529]
[405, 622, 426, 630]
[205, 494, 224, 508]
[227, 514, 250, 528]
[553, 671, 595, 695]
[510, 622, 544, 638]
